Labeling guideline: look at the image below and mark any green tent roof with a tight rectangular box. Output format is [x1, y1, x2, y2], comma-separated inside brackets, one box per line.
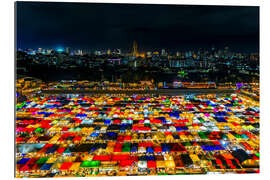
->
[80, 161, 100, 168]
[36, 157, 49, 164]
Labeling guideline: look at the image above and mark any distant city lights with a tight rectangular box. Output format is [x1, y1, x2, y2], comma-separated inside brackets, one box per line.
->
[56, 47, 64, 52]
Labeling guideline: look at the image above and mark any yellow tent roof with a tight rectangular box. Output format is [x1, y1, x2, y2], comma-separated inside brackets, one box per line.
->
[242, 159, 259, 167]
[190, 154, 200, 162]
[165, 160, 175, 168]
[227, 133, 236, 139]
[47, 157, 57, 163]
[69, 162, 81, 171]
[156, 161, 165, 168]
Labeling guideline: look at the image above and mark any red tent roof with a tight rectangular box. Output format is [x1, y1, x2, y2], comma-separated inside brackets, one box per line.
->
[60, 162, 73, 170]
[147, 161, 156, 168]
[112, 155, 130, 161]
[93, 155, 112, 161]
[119, 160, 133, 167]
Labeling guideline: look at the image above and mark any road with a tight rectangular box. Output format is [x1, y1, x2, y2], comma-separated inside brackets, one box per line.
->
[40, 88, 236, 96]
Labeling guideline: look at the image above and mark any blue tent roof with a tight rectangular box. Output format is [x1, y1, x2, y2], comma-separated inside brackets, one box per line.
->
[76, 114, 87, 117]
[17, 158, 30, 164]
[90, 132, 99, 137]
[157, 117, 166, 121]
[131, 146, 138, 152]
[104, 120, 111, 124]
[40, 163, 53, 171]
[146, 147, 154, 153]
[176, 126, 188, 131]
[161, 144, 170, 152]
[201, 145, 225, 151]
[106, 132, 116, 136]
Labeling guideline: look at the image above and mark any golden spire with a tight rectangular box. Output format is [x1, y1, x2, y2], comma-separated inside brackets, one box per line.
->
[132, 41, 138, 57]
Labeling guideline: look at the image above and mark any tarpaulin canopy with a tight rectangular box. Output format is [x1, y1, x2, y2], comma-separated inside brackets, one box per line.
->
[147, 161, 156, 168]
[80, 161, 100, 168]
[112, 155, 130, 161]
[59, 162, 73, 170]
[119, 160, 134, 167]
[40, 163, 53, 171]
[92, 155, 112, 161]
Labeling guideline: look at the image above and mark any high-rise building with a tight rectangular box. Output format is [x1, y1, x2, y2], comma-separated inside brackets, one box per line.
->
[185, 51, 190, 58]
[152, 51, 160, 62]
[224, 46, 230, 58]
[65, 47, 70, 54]
[82, 49, 91, 55]
[46, 49, 53, 55]
[38, 48, 42, 53]
[95, 50, 102, 56]
[75, 50, 83, 56]
[132, 41, 138, 57]
[118, 49, 121, 55]
[161, 49, 167, 56]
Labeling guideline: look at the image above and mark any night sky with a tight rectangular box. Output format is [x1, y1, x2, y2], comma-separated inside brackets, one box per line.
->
[16, 2, 259, 53]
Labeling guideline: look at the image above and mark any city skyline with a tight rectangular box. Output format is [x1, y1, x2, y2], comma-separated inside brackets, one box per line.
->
[16, 2, 259, 53]
[17, 44, 259, 55]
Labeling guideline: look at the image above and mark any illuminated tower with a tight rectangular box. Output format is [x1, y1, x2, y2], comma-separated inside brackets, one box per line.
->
[132, 41, 138, 57]
[107, 49, 111, 55]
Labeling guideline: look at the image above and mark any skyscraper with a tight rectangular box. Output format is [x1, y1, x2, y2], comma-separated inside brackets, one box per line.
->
[75, 49, 83, 56]
[65, 47, 70, 54]
[161, 49, 167, 56]
[132, 41, 138, 57]
[95, 50, 101, 56]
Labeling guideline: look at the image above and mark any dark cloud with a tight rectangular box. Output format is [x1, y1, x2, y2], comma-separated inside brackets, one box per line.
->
[16, 2, 259, 52]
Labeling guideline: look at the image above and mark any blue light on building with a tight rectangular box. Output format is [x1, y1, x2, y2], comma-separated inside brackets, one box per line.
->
[56, 47, 64, 53]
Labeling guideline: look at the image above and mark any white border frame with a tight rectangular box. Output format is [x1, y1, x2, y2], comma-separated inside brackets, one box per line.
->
[1, 0, 268, 180]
